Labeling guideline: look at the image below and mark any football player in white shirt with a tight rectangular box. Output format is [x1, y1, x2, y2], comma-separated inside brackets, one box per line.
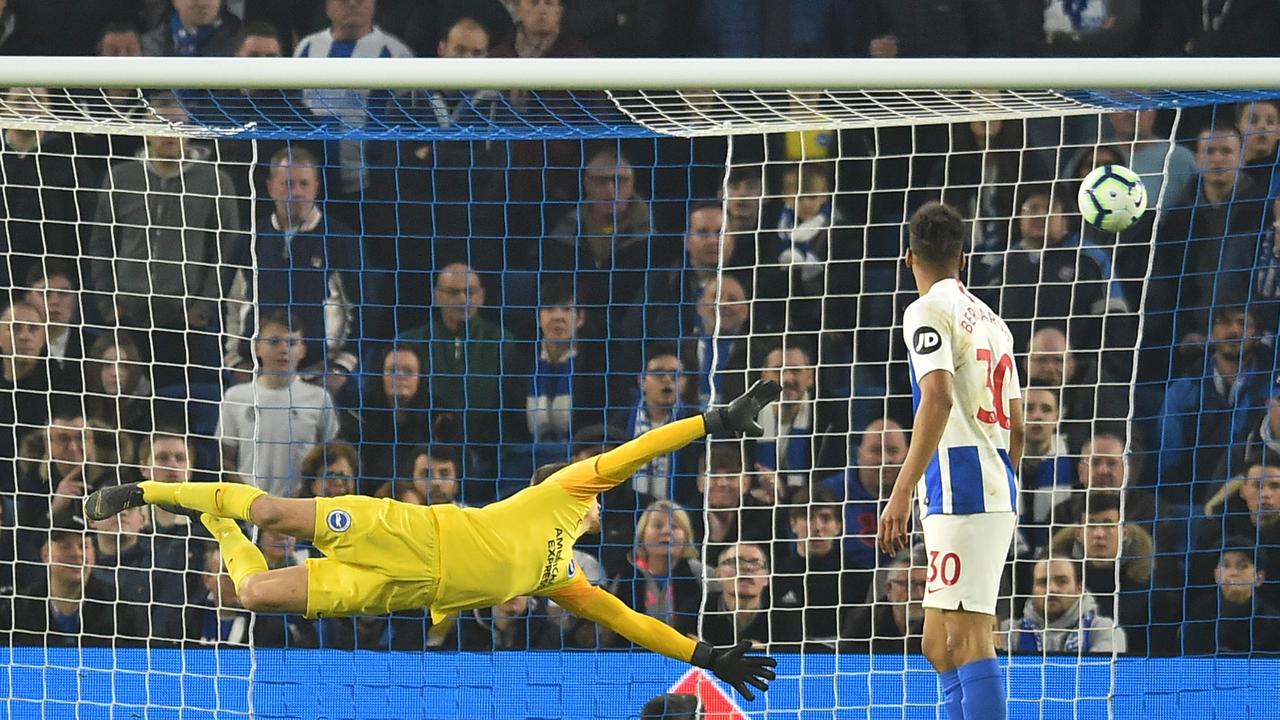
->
[878, 202, 1024, 720]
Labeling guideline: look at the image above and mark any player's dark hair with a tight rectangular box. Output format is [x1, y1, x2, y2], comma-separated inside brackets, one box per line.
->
[640, 693, 699, 720]
[531, 462, 571, 486]
[907, 202, 965, 270]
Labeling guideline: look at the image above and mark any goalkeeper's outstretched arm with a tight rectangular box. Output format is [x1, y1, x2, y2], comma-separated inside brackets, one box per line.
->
[546, 578, 777, 701]
[593, 380, 783, 481]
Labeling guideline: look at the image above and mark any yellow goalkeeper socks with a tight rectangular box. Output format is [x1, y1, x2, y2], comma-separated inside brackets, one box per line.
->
[201, 514, 269, 594]
[140, 481, 266, 523]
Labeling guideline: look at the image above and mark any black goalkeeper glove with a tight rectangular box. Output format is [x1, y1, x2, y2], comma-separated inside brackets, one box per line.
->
[702, 379, 782, 437]
[691, 640, 778, 702]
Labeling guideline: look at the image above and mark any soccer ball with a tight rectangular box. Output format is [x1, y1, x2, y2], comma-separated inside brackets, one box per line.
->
[1077, 164, 1148, 233]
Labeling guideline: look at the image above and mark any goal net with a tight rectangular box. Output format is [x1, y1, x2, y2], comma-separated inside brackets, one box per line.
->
[0, 59, 1278, 719]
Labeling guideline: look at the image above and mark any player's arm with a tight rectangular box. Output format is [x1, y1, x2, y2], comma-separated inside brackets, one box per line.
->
[1007, 397, 1025, 471]
[596, 380, 781, 480]
[878, 369, 952, 555]
[893, 369, 954, 496]
[545, 578, 777, 701]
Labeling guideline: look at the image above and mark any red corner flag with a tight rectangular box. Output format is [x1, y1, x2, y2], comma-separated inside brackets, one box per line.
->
[669, 667, 748, 720]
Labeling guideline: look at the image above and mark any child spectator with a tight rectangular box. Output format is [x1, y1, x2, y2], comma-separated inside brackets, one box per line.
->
[772, 486, 870, 642]
[84, 335, 153, 439]
[1020, 386, 1077, 554]
[1182, 541, 1280, 655]
[218, 310, 340, 497]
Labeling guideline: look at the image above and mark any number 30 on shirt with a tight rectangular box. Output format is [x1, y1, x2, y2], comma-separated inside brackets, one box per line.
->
[975, 348, 1013, 430]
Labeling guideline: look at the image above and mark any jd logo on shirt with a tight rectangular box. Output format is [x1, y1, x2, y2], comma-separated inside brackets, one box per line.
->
[913, 327, 942, 354]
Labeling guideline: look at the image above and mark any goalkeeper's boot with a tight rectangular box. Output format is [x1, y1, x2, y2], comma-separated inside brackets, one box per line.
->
[84, 482, 147, 521]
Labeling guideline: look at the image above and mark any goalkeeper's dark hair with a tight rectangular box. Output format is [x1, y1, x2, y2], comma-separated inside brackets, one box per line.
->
[907, 201, 965, 269]
[640, 693, 699, 720]
[531, 462, 571, 486]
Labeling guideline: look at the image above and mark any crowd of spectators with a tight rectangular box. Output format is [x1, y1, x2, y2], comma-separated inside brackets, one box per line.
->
[0, 0, 1279, 660]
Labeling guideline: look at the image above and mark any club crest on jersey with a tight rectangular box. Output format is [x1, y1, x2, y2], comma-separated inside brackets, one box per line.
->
[326, 509, 352, 533]
[566, 559, 577, 578]
[913, 327, 942, 354]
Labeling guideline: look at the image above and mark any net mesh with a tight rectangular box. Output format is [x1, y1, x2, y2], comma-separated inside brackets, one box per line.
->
[0, 84, 1278, 719]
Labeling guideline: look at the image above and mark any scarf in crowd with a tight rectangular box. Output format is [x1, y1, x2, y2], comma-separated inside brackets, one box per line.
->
[1017, 608, 1095, 653]
[169, 12, 223, 57]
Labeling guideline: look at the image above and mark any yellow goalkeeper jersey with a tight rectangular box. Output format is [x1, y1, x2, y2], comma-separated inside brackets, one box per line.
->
[426, 463, 592, 623]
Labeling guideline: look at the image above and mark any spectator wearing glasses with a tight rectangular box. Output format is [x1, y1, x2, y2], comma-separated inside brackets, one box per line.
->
[624, 203, 726, 376]
[609, 346, 698, 503]
[843, 546, 927, 654]
[218, 311, 340, 498]
[297, 443, 359, 499]
[683, 542, 800, 649]
[399, 263, 511, 485]
[548, 147, 654, 343]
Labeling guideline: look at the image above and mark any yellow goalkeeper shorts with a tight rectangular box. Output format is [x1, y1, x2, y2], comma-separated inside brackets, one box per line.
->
[303, 495, 440, 619]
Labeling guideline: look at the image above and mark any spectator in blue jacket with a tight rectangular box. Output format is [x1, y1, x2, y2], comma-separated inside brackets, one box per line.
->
[1158, 306, 1272, 508]
[820, 418, 907, 571]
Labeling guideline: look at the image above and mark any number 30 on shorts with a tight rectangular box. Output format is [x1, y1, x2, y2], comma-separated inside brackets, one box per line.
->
[928, 550, 962, 586]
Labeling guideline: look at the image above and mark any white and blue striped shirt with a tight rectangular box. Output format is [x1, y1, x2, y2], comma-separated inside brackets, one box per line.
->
[903, 279, 1020, 517]
[294, 27, 413, 124]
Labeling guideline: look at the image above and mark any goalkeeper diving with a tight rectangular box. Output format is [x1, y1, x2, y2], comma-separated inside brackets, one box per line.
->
[86, 380, 782, 700]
